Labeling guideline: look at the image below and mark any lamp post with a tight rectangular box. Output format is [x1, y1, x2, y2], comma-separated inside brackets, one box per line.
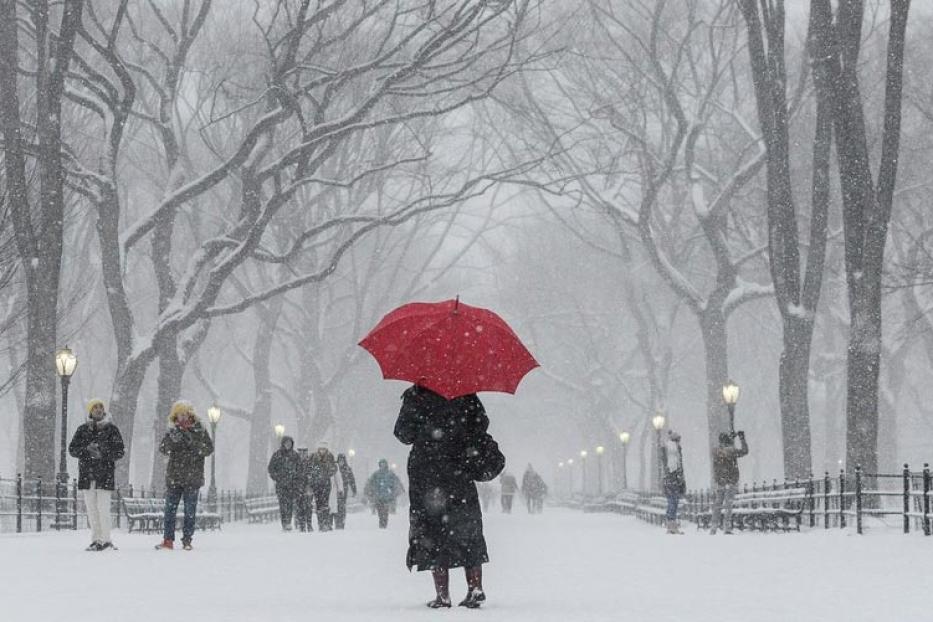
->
[619, 432, 630, 490]
[567, 458, 574, 496]
[557, 462, 564, 499]
[54, 346, 77, 529]
[274, 423, 285, 439]
[652, 413, 666, 492]
[722, 380, 740, 435]
[580, 450, 588, 497]
[206, 404, 221, 510]
[348, 448, 356, 461]
[595, 446, 605, 496]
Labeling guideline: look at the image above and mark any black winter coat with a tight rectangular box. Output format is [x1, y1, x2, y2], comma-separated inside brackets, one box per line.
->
[159, 422, 214, 490]
[268, 437, 305, 495]
[68, 418, 125, 490]
[337, 461, 357, 496]
[394, 385, 505, 571]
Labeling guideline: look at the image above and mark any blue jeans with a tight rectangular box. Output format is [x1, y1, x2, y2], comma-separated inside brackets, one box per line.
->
[665, 493, 680, 521]
[163, 487, 199, 542]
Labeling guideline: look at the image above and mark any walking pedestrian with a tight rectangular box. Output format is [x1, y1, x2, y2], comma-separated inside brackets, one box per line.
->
[363, 459, 403, 529]
[332, 453, 357, 529]
[394, 385, 505, 609]
[499, 471, 518, 514]
[477, 482, 494, 512]
[154, 401, 214, 550]
[68, 399, 125, 551]
[710, 430, 749, 535]
[660, 430, 686, 534]
[268, 435, 303, 531]
[295, 447, 313, 532]
[308, 441, 337, 531]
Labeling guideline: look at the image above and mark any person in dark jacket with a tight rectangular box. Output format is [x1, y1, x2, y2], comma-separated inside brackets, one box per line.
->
[710, 430, 749, 535]
[68, 399, 125, 551]
[308, 441, 337, 531]
[394, 385, 505, 610]
[499, 471, 518, 513]
[155, 401, 214, 550]
[363, 458, 404, 528]
[521, 464, 547, 514]
[295, 447, 313, 532]
[332, 453, 357, 529]
[660, 430, 686, 534]
[268, 435, 303, 531]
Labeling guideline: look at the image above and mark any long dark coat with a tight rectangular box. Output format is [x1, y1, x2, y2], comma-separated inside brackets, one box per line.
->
[394, 385, 505, 571]
[68, 417, 125, 490]
[159, 420, 214, 490]
[268, 436, 305, 495]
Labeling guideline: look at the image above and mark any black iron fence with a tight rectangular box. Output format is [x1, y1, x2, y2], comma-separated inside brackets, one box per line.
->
[571, 463, 933, 535]
[0, 474, 250, 534]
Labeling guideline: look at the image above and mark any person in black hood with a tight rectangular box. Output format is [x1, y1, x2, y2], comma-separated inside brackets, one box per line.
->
[394, 385, 505, 610]
[68, 399, 125, 551]
[268, 435, 303, 531]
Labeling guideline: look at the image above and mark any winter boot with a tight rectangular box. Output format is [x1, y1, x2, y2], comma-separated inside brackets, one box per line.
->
[458, 589, 486, 609]
[98, 541, 118, 551]
[85, 541, 102, 551]
[665, 519, 677, 534]
[426, 597, 452, 609]
[155, 539, 174, 550]
[182, 538, 193, 551]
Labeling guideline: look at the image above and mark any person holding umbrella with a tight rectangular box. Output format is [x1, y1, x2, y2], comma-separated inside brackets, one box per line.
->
[361, 297, 537, 610]
[395, 385, 505, 609]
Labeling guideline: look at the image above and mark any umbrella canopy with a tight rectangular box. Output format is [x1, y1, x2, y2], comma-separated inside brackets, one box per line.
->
[359, 298, 539, 400]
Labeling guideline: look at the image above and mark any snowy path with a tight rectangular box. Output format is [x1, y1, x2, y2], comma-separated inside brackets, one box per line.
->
[0, 508, 930, 622]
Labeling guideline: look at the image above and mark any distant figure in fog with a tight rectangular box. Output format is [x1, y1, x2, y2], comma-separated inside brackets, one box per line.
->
[295, 448, 313, 531]
[68, 399, 125, 551]
[521, 464, 547, 514]
[499, 471, 518, 514]
[395, 385, 505, 609]
[332, 453, 357, 529]
[710, 430, 748, 535]
[477, 482, 495, 512]
[660, 430, 686, 534]
[308, 441, 337, 531]
[364, 459, 404, 529]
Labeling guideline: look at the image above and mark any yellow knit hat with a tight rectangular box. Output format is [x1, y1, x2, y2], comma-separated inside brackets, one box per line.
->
[86, 398, 105, 414]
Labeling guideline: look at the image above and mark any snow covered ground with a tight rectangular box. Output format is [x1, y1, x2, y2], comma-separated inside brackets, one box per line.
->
[0, 507, 930, 622]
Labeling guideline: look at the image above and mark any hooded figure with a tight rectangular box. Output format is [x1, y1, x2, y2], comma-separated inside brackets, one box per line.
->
[394, 385, 505, 609]
[364, 458, 404, 528]
[155, 401, 214, 550]
[268, 436, 303, 530]
[68, 399, 125, 551]
[660, 430, 686, 534]
[307, 441, 337, 531]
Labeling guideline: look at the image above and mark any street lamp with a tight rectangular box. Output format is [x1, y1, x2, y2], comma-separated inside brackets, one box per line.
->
[348, 448, 356, 460]
[652, 413, 666, 492]
[54, 346, 77, 530]
[619, 432, 631, 490]
[595, 446, 605, 496]
[567, 458, 574, 495]
[722, 380, 740, 434]
[580, 450, 588, 496]
[274, 423, 285, 439]
[206, 404, 221, 510]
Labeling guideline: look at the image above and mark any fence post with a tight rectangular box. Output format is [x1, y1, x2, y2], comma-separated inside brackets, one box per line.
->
[903, 463, 911, 534]
[855, 465, 863, 534]
[808, 473, 815, 528]
[923, 463, 931, 536]
[55, 475, 62, 531]
[838, 470, 846, 529]
[36, 477, 43, 532]
[823, 472, 830, 529]
[115, 487, 122, 529]
[72, 480, 78, 530]
[16, 473, 22, 533]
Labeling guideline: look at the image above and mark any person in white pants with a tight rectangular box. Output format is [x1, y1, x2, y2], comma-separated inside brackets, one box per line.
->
[69, 399, 125, 551]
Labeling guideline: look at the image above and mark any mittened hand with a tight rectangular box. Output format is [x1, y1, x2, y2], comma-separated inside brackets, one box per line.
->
[87, 443, 102, 459]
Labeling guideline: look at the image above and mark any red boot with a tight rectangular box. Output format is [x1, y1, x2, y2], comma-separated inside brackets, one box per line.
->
[154, 539, 174, 550]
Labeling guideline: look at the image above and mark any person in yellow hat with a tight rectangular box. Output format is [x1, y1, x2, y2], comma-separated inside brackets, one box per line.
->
[154, 401, 213, 551]
[68, 399, 125, 551]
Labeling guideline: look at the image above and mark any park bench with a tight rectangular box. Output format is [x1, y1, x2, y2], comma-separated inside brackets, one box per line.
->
[121, 496, 222, 533]
[633, 495, 669, 526]
[696, 487, 807, 532]
[597, 491, 638, 515]
[245, 495, 280, 523]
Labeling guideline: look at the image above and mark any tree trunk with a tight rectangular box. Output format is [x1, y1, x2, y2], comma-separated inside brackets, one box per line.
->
[111, 354, 155, 486]
[779, 317, 815, 478]
[699, 308, 729, 468]
[246, 299, 283, 493]
[844, 295, 881, 475]
[149, 336, 184, 490]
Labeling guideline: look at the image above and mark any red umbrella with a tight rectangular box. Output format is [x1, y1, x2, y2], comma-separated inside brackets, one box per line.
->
[359, 298, 539, 400]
